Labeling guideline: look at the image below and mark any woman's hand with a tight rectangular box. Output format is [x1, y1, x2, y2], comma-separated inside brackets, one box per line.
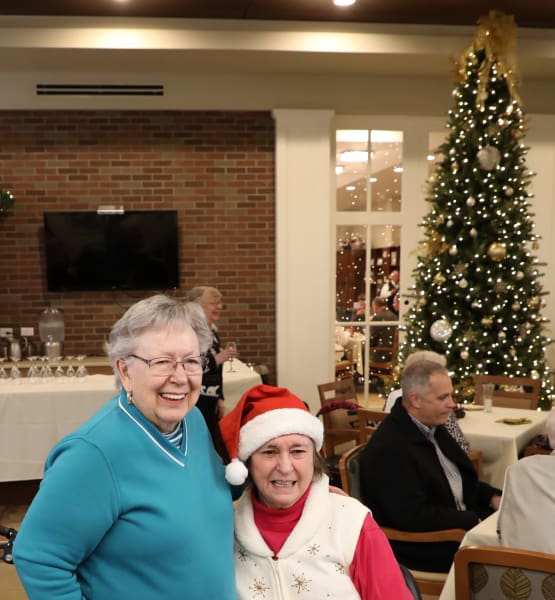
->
[215, 347, 236, 366]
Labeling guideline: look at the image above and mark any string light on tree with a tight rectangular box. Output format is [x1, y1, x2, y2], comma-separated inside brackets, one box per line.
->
[398, 11, 554, 408]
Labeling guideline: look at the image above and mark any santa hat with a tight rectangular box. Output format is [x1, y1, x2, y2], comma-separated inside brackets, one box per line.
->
[218, 384, 323, 485]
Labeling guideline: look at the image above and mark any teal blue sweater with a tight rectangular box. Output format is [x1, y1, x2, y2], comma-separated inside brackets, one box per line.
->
[13, 391, 237, 600]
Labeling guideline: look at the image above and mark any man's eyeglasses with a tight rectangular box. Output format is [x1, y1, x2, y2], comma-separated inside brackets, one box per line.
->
[127, 354, 207, 376]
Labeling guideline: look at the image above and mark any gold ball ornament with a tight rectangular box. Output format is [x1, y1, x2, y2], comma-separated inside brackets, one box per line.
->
[433, 272, 446, 285]
[487, 242, 506, 262]
[529, 296, 541, 310]
[481, 316, 493, 328]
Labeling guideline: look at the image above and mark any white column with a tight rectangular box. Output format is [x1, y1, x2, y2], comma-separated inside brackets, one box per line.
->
[273, 109, 335, 410]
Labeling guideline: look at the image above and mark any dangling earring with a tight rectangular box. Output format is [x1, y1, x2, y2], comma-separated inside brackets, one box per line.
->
[127, 390, 133, 405]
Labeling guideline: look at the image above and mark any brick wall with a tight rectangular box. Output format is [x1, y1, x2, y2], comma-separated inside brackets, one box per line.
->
[0, 110, 276, 380]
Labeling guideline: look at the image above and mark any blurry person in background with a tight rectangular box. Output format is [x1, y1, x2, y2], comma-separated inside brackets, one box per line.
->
[186, 286, 236, 457]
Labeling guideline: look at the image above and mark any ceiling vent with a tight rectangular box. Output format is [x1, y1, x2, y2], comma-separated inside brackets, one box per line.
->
[36, 84, 164, 96]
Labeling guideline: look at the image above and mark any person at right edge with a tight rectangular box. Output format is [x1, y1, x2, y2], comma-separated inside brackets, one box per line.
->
[360, 359, 502, 573]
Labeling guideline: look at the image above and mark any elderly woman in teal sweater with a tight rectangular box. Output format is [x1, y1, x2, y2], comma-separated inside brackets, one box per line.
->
[13, 294, 237, 599]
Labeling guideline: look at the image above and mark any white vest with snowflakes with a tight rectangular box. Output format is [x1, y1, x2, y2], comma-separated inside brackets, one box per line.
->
[233, 475, 368, 600]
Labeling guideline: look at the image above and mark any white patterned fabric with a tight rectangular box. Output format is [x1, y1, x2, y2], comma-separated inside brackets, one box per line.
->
[233, 476, 368, 600]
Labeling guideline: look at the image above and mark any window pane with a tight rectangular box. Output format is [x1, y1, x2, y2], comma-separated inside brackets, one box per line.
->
[336, 224, 367, 321]
[370, 131, 403, 212]
[336, 130, 369, 212]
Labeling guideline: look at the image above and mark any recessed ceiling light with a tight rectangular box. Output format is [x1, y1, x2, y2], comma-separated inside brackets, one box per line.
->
[334, 0, 356, 6]
[340, 150, 368, 163]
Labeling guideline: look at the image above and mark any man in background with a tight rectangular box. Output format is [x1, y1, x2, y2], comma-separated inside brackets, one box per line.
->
[360, 360, 502, 573]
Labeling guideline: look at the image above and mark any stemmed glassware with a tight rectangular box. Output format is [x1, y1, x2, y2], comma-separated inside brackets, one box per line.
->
[65, 355, 76, 379]
[76, 355, 88, 381]
[0, 357, 7, 383]
[27, 355, 40, 383]
[39, 356, 53, 381]
[54, 355, 65, 380]
[10, 357, 22, 383]
[226, 342, 237, 373]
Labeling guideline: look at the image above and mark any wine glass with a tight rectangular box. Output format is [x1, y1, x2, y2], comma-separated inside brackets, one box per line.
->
[0, 357, 7, 383]
[27, 355, 40, 383]
[226, 342, 237, 373]
[54, 355, 65, 380]
[65, 355, 76, 379]
[76, 355, 88, 382]
[10, 357, 21, 383]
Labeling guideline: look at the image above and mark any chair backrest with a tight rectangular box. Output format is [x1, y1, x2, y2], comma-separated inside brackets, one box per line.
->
[368, 327, 399, 378]
[316, 378, 360, 457]
[454, 544, 555, 599]
[381, 526, 466, 596]
[398, 563, 423, 600]
[335, 347, 355, 380]
[338, 443, 365, 500]
[474, 374, 540, 409]
[357, 408, 388, 444]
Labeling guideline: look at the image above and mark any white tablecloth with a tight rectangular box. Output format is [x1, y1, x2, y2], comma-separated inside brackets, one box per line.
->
[0, 362, 262, 482]
[438, 512, 499, 600]
[222, 359, 262, 412]
[0, 374, 117, 482]
[458, 406, 548, 488]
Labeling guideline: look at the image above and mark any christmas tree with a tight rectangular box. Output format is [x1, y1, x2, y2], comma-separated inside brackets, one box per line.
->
[400, 11, 554, 410]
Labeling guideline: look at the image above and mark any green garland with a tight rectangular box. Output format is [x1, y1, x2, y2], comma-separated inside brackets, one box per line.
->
[0, 188, 14, 214]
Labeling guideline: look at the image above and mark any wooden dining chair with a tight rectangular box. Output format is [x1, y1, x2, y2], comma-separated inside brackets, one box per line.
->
[474, 374, 540, 409]
[454, 544, 555, 599]
[368, 328, 399, 382]
[338, 443, 365, 499]
[381, 526, 466, 597]
[335, 348, 355, 380]
[356, 408, 388, 444]
[316, 378, 361, 458]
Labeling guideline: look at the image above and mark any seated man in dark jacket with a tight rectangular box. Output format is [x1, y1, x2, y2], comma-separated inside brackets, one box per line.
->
[359, 359, 502, 573]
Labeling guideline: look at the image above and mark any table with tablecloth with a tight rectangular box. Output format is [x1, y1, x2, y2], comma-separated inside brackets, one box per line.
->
[438, 511, 499, 600]
[222, 359, 262, 412]
[457, 405, 548, 488]
[0, 361, 261, 482]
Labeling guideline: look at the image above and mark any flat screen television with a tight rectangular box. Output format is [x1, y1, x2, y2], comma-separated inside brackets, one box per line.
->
[43, 210, 179, 292]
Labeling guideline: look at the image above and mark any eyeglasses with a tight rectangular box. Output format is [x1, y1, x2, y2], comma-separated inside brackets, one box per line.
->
[127, 354, 207, 376]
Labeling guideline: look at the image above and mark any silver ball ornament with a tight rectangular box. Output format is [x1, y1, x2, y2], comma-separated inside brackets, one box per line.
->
[460, 350, 469, 360]
[466, 196, 476, 207]
[477, 145, 501, 170]
[430, 319, 453, 342]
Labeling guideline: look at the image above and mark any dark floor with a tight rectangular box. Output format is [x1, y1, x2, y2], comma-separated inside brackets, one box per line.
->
[0, 482, 33, 600]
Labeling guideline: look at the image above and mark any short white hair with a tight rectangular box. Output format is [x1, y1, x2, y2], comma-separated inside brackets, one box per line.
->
[405, 350, 446, 368]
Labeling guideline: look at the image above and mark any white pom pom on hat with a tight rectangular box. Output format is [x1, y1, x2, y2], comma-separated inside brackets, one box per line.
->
[218, 384, 323, 485]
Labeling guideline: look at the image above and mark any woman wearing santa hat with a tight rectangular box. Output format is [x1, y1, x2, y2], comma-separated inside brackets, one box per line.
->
[219, 384, 412, 599]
